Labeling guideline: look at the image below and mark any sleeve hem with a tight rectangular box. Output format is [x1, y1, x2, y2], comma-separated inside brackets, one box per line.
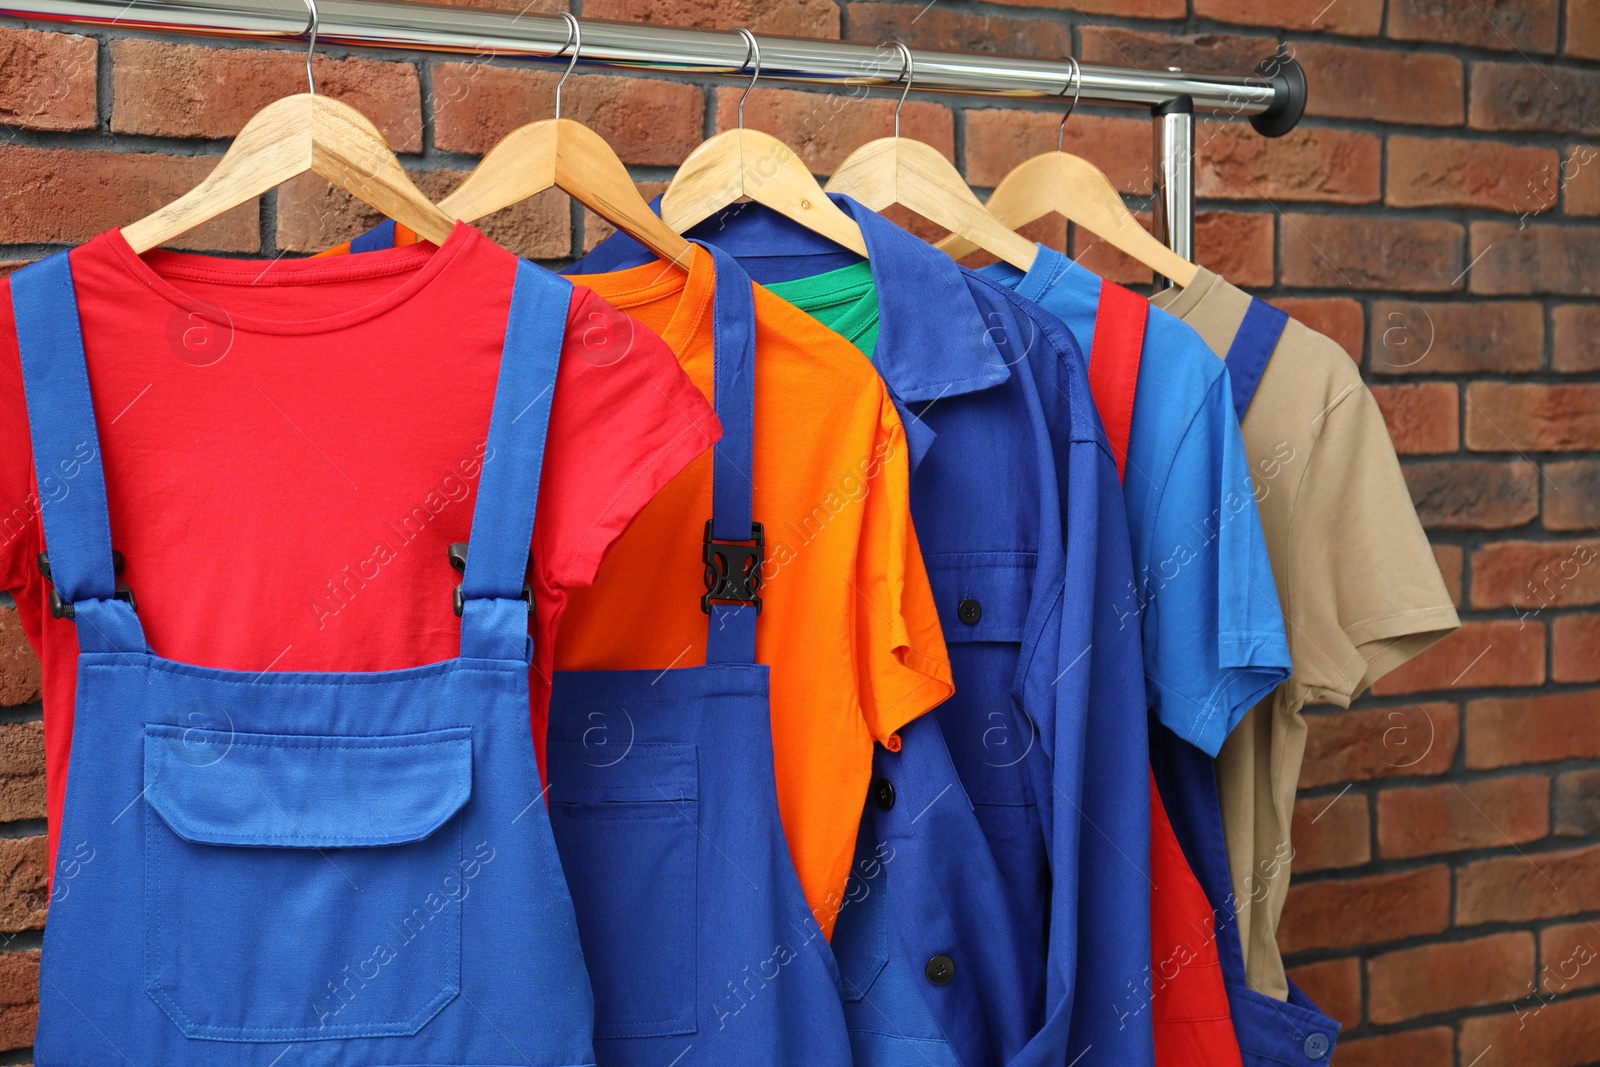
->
[870, 644, 954, 748]
[1349, 603, 1462, 694]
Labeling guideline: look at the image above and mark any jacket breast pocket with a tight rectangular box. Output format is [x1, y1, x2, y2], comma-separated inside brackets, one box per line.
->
[142, 724, 471, 1042]
[547, 741, 699, 1039]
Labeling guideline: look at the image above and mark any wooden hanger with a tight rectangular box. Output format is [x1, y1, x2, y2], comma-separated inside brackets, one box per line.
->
[659, 29, 869, 258]
[439, 13, 694, 270]
[825, 43, 1035, 271]
[935, 59, 1199, 286]
[121, 0, 454, 254]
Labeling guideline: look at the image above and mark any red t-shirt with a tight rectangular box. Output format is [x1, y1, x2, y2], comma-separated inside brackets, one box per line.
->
[0, 225, 720, 874]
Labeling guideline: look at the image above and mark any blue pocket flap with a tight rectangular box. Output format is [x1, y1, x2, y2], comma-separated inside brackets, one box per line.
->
[144, 725, 472, 848]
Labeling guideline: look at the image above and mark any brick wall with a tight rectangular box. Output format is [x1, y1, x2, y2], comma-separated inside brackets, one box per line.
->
[0, 0, 1594, 1064]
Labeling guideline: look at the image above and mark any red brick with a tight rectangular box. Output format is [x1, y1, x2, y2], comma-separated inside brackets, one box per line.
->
[1387, 135, 1559, 213]
[1471, 220, 1600, 295]
[1540, 922, 1600, 993]
[1080, 28, 1276, 73]
[0, 26, 96, 131]
[275, 169, 570, 261]
[1546, 460, 1600, 532]
[0, 145, 257, 252]
[1371, 384, 1459, 454]
[1467, 382, 1600, 451]
[1194, 211, 1273, 288]
[111, 40, 420, 151]
[1560, 144, 1600, 215]
[1459, 992, 1600, 1066]
[1285, 957, 1360, 1026]
[1291, 792, 1370, 872]
[583, 0, 838, 36]
[716, 86, 952, 178]
[1368, 932, 1535, 1023]
[432, 66, 702, 164]
[1275, 297, 1363, 361]
[1458, 841, 1600, 924]
[0, 948, 38, 1051]
[1553, 305, 1600, 371]
[1373, 620, 1545, 695]
[963, 111, 1150, 192]
[1280, 214, 1463, 291]
[1370, 299, 1543, 375]
[1278, 865, 1449, 953]
[1471, 61, 1600, 134]
[1473, 539, 1600, 609]
[1192, 0, 1382, 34]
[1298, 41, 1464, 126]
[1389, 0, 1558, 51]
[1467, 691, 1600, 768]
[1435, 544, 1464, 606]
[1377, 776, 1549, 858]
[1403, 460, 1539, 529]
[991, 0, 1183, 15]
[0, 837, 46, 934]
[1553, 613, 1600, 681]
[1197, 123, 1380, 203]
[845, 4, 1070, 58]
[1554, 768, 1600, 836]
[1332, 1028, 1454, 1067]
[0, 609, 38, 707]
[0, 722, 47, 824]
[1571, 1, 1600, 59]
[1300, 703, 1459, 788]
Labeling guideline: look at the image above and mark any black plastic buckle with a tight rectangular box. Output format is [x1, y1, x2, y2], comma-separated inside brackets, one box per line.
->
[38, 551, 134, 620]
[448, 543, 533, 617]
[701, 521, 764, 615]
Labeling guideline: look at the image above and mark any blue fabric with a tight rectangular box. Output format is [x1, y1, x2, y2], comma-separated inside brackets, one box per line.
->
[573, 198, 1152, 1067]
[351, 218, 398, 253]
[545, 244, 852, 1066]
[1224, 300, 1289, 418]
[981, 248, 1291, 757]
[16, 251, 598, 1064]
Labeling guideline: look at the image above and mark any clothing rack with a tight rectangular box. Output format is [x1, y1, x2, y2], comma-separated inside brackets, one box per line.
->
[2, 0, 1307, 270]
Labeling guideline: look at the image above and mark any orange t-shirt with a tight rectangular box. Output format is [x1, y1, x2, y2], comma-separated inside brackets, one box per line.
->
[561, 249, 953, 935]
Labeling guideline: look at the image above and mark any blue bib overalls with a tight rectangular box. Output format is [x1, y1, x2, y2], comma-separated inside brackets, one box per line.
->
[16, 250, 598, 1067]
[544, 243, 853, 1067]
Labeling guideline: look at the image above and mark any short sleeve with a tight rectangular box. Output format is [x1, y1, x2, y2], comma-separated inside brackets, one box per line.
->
[0, 285, 43, 596]
[534, 286, 720, 590]
[1146, 372, 1291, 756]
[1291, 380, 1458, 701]
[853, 398, 954, 746]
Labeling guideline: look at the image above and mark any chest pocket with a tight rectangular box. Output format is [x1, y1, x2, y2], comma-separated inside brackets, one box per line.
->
[547, 741, 699, 1039]
[142, 724, 470, 1042]
[925, 554, 1049, 925]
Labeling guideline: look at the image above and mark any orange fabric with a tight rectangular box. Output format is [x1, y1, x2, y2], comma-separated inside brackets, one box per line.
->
[558, 249, 953, 937]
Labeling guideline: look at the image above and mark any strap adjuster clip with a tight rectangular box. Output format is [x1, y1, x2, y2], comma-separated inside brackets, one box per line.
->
[448, 542, 533, 617]
[701, 521, 764, 615]
[38, 551, 134, 620]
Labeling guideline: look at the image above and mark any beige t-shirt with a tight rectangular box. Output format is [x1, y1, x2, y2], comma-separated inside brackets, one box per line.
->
[1152, 268, 1459, 1000]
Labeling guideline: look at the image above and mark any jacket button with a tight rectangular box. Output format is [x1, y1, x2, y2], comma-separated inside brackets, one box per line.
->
[1302, 1033, 1329, 1059]
[873, 778, 896, 811]
[957, 598, 982, 625]
[925, 954, 955, 985]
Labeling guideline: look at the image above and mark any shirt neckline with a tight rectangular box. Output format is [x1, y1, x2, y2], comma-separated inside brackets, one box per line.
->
[566, 247, 711, 363]
[765, 261, 880, 356]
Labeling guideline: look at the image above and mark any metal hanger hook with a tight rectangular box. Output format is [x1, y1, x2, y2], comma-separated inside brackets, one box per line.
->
[735, 27, 760, 129]
[1057, 55, 1081, 151]
[553, 11, 580, 120]
[892, 40, 913, 138]
[302, 0, 318, 95]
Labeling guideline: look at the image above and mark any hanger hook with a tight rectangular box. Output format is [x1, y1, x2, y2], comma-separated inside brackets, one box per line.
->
[735, 28, 760, 130]
[892, 41, 913, 138]
[553, 11, 580, 120]
[302, 0, 318, 95]
[1057, 55, 1081, 152]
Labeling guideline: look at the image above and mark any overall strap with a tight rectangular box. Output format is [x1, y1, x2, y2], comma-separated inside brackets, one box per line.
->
[1222, 299, 1288, 418]
[458, 259, 572, 662]
[697, 241, 760, 665]
[1087, 280, 1148, 481]
[10, 253, 146, 654]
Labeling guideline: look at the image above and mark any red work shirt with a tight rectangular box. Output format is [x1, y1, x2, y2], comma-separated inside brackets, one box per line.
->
[0, 225, 719, 874]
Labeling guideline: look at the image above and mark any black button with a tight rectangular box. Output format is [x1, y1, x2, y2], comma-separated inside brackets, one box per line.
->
[873, 778, 896, 811]
[925, 954, 955, 985]
[957, 598, 982, 625]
